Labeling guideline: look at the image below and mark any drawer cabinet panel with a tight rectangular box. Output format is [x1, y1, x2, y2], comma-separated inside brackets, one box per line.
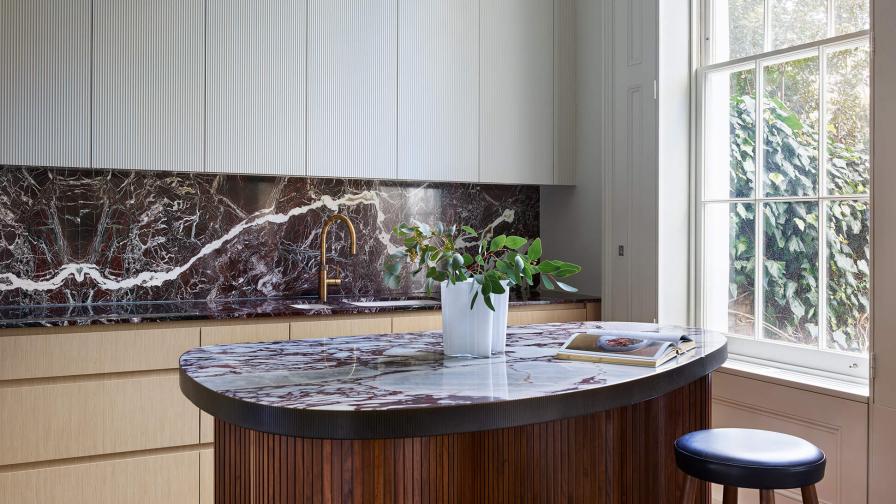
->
[507, 307, 587, 325]
[391, 313, 443, 333]
[290, 318, 392, 340]
[0, 450, 199, 504]
[0, 327, 199, 381]
[0, 373, 198, 466]
[200, 323, 289, 346]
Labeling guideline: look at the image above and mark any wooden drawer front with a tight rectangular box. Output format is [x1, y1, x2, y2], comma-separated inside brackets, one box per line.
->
[392, 313, 442, 333]
[507, 306, 587, 325]
[200, 322, 289, 346]
[0, 450, 199, 504]
[0, 373, 198, 466]
[200, 448, 213, 504]
[0, 326, 199, 380]
[290, 317, 392, 339]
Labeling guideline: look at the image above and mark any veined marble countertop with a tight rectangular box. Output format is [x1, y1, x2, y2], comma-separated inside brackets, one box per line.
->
[179, 321, 727, 439]
[0, 289, 599, 329]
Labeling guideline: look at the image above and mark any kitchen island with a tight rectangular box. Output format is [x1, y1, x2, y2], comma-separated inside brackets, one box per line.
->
[180, 321, 726, 503]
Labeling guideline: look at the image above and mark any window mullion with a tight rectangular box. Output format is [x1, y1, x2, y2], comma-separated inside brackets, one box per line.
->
[818, 43, 829, 352]
[754, 58, 765, 341]
[763, 0, 771, 52]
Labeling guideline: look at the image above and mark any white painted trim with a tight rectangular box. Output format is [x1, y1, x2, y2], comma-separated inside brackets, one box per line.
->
[721, 357, 869, 402]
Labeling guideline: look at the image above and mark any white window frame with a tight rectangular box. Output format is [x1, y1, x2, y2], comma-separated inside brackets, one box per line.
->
[695, 0, 870, 380]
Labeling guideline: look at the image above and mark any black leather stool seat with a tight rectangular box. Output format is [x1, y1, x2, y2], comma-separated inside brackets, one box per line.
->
[674, 428, 826, 490]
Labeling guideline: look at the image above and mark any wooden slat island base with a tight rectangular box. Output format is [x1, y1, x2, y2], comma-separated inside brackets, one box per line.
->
[214, 376, 711, 504]
[181, 322, 726, 504]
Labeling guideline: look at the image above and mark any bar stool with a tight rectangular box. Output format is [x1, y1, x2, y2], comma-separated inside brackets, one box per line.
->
[674, 428, 826, 504]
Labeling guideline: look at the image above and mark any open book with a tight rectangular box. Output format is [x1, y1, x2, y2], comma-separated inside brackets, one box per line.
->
[555, 329, 696, 367]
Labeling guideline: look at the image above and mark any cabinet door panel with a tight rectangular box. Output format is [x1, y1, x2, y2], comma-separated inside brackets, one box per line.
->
[0, 0, 90, 167]
[308, 0, 397, 178]
[398, 0, 479, 182]
[207, 0, 306, 175]
[481, 0, 553, 185]
[93, 0, 203, 171]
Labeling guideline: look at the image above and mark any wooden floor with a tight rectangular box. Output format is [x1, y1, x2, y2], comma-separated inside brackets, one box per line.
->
[215, 376, 710, 504]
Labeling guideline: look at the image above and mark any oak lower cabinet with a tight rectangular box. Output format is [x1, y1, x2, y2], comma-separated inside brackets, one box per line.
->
[0, 302, 598, 503]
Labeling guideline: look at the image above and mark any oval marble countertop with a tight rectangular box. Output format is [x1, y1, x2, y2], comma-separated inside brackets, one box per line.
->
[179, 321, 727, 439]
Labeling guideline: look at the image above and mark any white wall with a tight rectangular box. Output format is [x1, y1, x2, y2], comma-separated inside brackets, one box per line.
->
[539, 0, 605, 297]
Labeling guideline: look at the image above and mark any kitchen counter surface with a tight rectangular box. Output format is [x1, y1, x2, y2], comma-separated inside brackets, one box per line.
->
[0, 289, 599, 329]
[179, 321, 727, 439]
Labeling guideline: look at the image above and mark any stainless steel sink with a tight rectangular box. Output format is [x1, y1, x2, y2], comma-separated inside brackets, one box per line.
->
[290, 303, 332, 310]
[346, 299, 441, 308]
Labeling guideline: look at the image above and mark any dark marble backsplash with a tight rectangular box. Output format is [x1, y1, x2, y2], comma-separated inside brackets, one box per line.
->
[0, 166, 539, 306]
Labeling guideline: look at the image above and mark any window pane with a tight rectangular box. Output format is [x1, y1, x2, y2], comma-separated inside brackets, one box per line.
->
[769, 0, 827, 50]
[704, 67, 756, 199]
[711, 0, 764, 62]
[834, 0, 869, 35]
[762, 201, 819, 347]
[704, 203, 756, 337]
[825, 200, 870, 353]
[763, 55, 819, 197]
[826, 44, 870, 195]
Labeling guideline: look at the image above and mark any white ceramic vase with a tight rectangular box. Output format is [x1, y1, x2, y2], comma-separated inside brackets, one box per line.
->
[490, 280, 511, 354]
[440, 279, 510, 357]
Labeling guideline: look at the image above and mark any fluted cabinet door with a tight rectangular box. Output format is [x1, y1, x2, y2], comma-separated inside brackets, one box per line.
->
[93, 0, 203, 172]
[207, 0, 306, 175]
[397, 0, 479, 182]
[307, 0, 397, 179]
[554, 0, 577, 185]
[480, 0, 553, 185]
[0, 0, 90, 167]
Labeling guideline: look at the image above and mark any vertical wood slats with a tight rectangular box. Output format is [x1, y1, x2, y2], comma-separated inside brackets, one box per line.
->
[0, 0, 90, 167]
[307, 0, 397, 179]
[93, 0, 203, 172]
[206, 0, 305, 175]
[397, 0, 479, 182]
[215, 376, 711, 503]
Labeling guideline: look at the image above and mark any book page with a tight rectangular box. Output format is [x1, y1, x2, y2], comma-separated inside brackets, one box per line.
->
[564, 333, 673, 360]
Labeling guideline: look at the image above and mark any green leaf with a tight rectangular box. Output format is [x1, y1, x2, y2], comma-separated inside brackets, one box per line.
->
[527, 238, 542, 261]
[462, 225, 477, 235]
[554, 280, 578, 292]
[483, 293, 496, 311]
[540, 275, 555, 290]
[505, 236, 527, 250]
[490, 235, 507, 252]
[469, 290, 479, 310]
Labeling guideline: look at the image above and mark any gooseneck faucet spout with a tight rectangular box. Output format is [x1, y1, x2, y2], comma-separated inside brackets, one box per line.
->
[319, 214, 357, 302]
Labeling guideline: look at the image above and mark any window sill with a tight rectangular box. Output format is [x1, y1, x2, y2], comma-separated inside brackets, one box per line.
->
[719, 355, 869, 403]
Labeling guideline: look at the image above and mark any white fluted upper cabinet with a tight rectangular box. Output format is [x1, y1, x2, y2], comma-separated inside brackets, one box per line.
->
[0, 0, 90, 167]
[207, 0, 305, 175]
[307, 0, 397, 179]
[397, 0, 479, 182]
[480, 0, 554, 185]
[93, 0, 203, 172]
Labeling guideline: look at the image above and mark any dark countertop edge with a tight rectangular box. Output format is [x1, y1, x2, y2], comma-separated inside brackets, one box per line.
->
[0, 291, 600, 330]
[178, 340, 726, 440]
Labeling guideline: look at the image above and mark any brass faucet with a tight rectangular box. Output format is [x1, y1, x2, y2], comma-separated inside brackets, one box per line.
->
[319, 214, 357, 302]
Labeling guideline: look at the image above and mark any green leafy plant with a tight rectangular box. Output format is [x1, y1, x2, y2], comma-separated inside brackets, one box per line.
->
[382, 223, 582, 311]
